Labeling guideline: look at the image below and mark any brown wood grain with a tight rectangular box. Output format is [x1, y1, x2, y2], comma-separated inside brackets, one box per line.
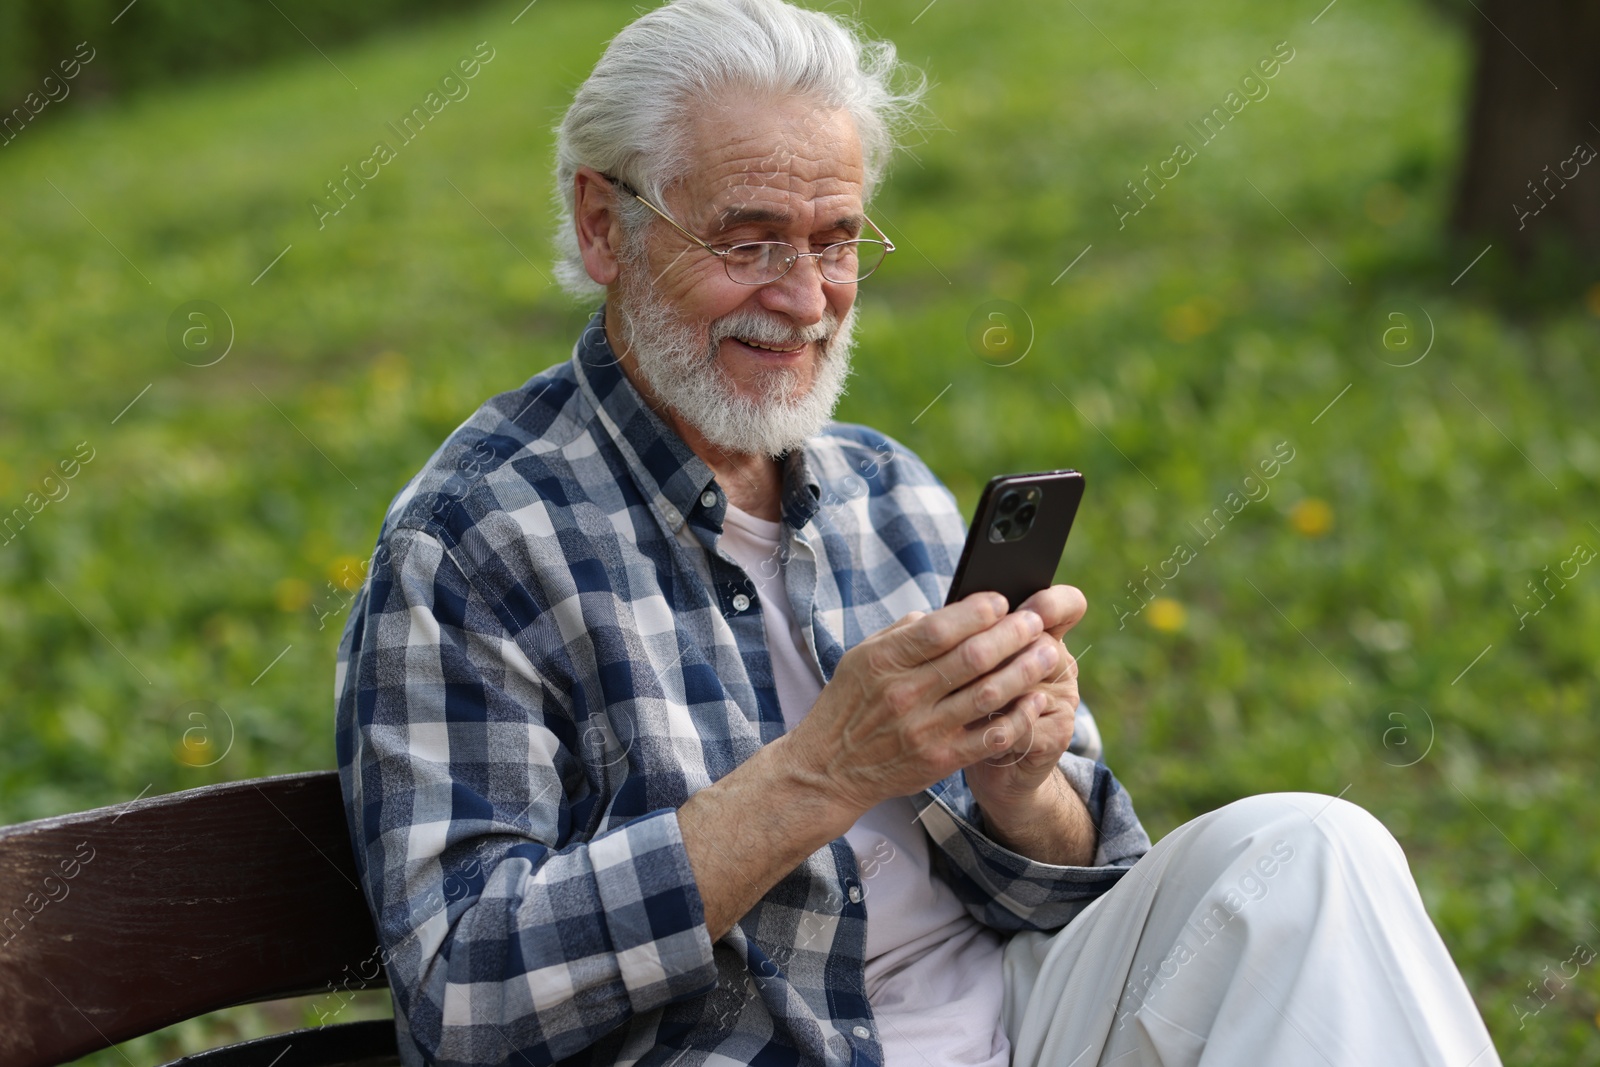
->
[0, 772, 387, 1067]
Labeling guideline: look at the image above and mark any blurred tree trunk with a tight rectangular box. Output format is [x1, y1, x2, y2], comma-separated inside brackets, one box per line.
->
[1450, 0, 1600, 259]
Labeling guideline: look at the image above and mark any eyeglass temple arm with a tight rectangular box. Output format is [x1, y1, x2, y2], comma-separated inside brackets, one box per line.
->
[865, 215, 896, 253]
[598, 172, 722, 254]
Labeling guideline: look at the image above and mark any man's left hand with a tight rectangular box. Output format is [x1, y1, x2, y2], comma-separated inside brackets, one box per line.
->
[962, 584, 1085, 821]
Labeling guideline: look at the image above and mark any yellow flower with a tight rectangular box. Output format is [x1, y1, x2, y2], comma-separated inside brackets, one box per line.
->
[274, 577, 312, 613]
[1146, 597, 1186, 632]
[175, 736, 214, 767]
[1290, 498, 1333, 538]
[326, 555, 366, 592]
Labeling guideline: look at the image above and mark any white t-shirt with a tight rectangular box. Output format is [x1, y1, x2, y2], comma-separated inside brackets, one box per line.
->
[717, 500, 1010, 1067]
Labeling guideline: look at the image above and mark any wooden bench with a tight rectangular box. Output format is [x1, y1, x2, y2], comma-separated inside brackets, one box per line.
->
[0, 772, 399, 1066]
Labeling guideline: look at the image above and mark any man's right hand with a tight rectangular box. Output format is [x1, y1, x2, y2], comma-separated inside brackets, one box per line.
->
[782, 590, 1068, 828]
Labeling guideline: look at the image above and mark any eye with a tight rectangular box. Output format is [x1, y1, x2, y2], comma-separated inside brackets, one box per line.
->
[723, 244, 772, 265]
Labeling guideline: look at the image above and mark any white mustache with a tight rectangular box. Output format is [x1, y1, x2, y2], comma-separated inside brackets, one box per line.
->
[710, 309, 837, 352]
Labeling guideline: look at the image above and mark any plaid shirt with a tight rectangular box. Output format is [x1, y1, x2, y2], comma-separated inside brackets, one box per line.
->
[335, 306, 1152, 1067]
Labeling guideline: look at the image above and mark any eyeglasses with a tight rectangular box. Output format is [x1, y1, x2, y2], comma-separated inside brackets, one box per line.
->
[600, 172, 895, 285]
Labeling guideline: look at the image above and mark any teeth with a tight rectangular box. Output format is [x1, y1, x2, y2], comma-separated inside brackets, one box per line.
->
[737, 337, 801, 353]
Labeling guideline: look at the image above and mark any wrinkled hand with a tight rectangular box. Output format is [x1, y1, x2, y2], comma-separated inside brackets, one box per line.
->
[783, 590, 1069, 821]
[961, 585, 1085, 814]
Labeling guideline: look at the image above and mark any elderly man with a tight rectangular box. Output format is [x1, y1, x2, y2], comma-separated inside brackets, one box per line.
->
[335, 1, 1503, 1064]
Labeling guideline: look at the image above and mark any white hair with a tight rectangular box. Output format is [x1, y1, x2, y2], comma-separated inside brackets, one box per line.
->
[551, 0, 928, 300]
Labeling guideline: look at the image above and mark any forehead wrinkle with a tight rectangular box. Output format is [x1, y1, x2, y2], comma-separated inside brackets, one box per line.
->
[710, 203, 865, 236]
[705, 171, 865, 236]
[679, 96, 865, 236]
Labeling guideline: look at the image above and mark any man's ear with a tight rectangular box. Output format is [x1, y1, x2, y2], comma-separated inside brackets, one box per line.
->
[574, 166, 625, 286]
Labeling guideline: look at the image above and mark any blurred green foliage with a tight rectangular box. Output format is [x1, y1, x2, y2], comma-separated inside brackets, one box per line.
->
[0, 0, 490, 101]
[1, 0, 1597, 1062]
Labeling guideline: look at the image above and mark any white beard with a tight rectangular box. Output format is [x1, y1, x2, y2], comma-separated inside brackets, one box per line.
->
[611, 257, 858, 461]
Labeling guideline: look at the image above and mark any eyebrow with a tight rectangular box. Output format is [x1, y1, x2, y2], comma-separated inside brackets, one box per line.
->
[713, 205, 865, 236]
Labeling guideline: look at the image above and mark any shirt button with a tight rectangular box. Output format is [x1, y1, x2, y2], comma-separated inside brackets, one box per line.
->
[732, 593, 751, 612]
[663, 506, 679, 524]
[701, 490, 719, 509]
[847, 885, 863, 904]
[852, 1025, 871, 1040]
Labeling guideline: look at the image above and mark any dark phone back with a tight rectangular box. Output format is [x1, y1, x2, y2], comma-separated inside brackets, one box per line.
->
[944, 470, 1084, 612]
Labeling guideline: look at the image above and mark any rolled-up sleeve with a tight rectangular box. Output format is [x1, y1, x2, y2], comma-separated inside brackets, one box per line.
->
[912, 753, 1152, 934]
[337, 525, 718, 1067]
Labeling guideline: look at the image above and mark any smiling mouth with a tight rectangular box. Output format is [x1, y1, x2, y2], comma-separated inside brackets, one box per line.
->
[731, 337, 807, 355]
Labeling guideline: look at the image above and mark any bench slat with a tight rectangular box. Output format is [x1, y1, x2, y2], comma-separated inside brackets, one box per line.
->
[0, 772, 387, 1067]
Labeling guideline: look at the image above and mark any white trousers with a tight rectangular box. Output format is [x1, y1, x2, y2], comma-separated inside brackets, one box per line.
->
[1001, 793, 1503, 1067]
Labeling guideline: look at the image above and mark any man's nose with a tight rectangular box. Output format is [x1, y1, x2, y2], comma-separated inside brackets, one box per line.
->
[758, 253, 834, 326]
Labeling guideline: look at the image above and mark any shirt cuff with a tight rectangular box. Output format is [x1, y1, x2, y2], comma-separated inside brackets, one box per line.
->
[914, 772, 1134, 932]
[588, 807, 719, 1013]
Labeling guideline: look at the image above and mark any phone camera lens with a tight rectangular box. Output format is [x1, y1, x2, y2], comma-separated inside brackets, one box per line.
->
[990, 518, 1013, 542]
[1014, 503, 1036, 525]
[997, 490, 1021, 515]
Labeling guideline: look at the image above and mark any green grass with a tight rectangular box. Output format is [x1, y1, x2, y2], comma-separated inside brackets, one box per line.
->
[2, 0, 1598, 1062]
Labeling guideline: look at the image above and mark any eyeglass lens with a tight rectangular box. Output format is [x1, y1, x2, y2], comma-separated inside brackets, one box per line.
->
[724, 241, 887, 283]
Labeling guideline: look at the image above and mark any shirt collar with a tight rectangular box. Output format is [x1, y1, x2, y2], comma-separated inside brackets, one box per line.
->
[569, 304, 822, 536]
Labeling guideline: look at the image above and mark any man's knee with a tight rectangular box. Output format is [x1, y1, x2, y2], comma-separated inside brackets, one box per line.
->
[1184, 790, 1395, 857]
[1192, 792, 1404, 868]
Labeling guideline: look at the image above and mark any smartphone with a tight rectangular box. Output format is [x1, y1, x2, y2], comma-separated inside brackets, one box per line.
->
[944, 470, 1084, 612]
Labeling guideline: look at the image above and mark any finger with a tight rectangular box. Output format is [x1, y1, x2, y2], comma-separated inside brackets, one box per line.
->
[879, 591, 1009, 672]
[943, 632, 1062, 726]
[962, 691, 1045, 766]
[917, 605, 1050, 706]
[1047, 646, 1079, 687]
[982, 687, 1079, 772]
[1008, 689, 1075, 749]
[973, 692, 1045, 768]
[1014, 584, 1087, 639]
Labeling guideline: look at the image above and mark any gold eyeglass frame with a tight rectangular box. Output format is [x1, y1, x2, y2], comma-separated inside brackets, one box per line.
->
[599, 171, 895, 285]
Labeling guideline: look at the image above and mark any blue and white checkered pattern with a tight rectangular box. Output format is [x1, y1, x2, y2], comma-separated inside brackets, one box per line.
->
[335, 306, 1152, 1067]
